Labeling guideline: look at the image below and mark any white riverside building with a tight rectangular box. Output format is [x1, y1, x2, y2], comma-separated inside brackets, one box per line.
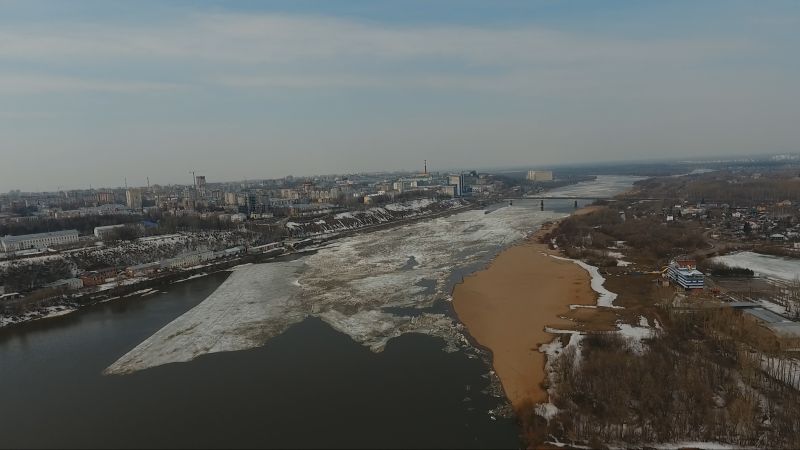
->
[94, 224, 127, 238]
[667, 258, 705, 289]
[0, 229, 80, 252]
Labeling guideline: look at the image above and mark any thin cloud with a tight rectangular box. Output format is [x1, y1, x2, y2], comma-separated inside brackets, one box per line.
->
[0, 13, 756, 66]
[0, 74, 186, 94]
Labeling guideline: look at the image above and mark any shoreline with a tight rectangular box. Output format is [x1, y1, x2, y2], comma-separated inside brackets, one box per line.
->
[0, 199, 483, 331]
[451, 208, 602, 411]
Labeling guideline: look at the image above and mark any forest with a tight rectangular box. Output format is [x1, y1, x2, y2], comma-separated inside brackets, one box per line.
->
[535, 306, 800, 449]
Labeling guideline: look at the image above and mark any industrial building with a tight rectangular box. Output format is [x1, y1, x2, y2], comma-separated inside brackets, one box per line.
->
[667, 257, 705, 289]
[448, 174, 464, 197]
[0, 229, 80, 252]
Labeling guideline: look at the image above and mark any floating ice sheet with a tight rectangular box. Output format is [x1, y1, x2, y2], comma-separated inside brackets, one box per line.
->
[107, 205, 563, 374]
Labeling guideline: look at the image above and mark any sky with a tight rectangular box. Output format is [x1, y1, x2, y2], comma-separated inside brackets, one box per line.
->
[0, 0, 799, 191]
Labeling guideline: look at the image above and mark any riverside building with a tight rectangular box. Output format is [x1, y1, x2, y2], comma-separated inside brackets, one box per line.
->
[0, 229, 80, 252]
[667, 257, 705, 289]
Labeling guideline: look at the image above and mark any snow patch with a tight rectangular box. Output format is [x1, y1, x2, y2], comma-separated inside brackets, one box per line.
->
[171, 273, 209, 283]
[549, 254, 620, 308]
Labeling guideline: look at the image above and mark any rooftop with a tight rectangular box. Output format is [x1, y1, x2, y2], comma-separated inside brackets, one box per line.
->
[744, 307, 793, 324]
[1, 229, 79, 243]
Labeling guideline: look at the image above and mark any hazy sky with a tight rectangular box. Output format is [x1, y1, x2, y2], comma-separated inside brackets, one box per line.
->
[1, 0, 799, 191]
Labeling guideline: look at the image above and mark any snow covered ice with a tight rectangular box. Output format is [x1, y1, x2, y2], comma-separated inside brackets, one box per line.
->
[711, 251, 800, 282]
[106, 205, 564, 374]
[107, 177, 640, 375]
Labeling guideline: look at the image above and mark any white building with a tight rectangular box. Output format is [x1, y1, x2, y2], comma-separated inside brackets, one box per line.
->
[527, 170, 554, 182]
[94, 224, 127, 238]
[667, 258, 704, 289]
[0, 230, 80, 252]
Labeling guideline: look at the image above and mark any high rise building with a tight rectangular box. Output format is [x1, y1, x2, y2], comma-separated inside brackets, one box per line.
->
[126, 189, 143, 210]
[97, 191, 114, 204]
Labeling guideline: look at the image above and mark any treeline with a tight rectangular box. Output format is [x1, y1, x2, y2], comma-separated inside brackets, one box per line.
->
[533, 307, 800, 449]
[547, 207, 706, 265]
[0, 258, 74, 292]
[155, 215, 237, 233]
[700, 261, 755, 278]
[634, 170, 800, 207]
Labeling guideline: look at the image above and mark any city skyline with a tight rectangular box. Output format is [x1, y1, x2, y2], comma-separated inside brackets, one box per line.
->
[2, 0, 800, 192]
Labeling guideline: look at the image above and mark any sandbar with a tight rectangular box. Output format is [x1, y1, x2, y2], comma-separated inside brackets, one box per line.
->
[452, 221, 598, 410]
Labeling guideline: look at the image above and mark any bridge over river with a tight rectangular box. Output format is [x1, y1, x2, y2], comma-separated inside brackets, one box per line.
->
[503, 196, 665, 201]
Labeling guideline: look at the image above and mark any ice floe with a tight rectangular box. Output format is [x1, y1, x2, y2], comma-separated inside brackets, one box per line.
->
[107, 177, 641, 374]
[106, 205, 565, 374]
[711, 251, 800, 283]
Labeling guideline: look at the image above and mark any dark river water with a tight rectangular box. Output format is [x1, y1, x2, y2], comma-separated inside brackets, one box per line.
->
[0, 194, 615, 449]
[0, 271, 518, 448]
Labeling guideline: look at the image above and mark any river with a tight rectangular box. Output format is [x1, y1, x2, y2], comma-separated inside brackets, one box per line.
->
[0, 176, 640, 448]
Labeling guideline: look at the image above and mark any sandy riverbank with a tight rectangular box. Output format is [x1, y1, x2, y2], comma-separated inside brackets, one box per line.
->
[452, 217, 600, 411]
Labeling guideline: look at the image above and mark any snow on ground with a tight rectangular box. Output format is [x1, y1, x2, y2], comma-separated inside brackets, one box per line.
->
[0, 254, 64, 268]
[756, 298, 790, 316]
[537, 331, 583, 420]
[549, 255, 620, 308]
[171, 273, 209, 283]
[333, 211, 355, 220]
[759, 354, 800, 391]
[0, 305, 78, 328]
[711, 251, 800, 283]
[639, 442, 739, 450]
[123, 288, 155, 297]
[545, 441, 592, 449]
[106, 204, 566, 374]
[607, 250, 632, 267]
[383, 198, 435, 211]
[617, 321, 656, 354]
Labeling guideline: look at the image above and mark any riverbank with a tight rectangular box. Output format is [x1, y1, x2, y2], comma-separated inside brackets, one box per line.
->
[452, 216, 600, 411]
[0, 200, 483, 331]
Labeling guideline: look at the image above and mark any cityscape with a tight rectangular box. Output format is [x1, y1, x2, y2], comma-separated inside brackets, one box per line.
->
[3, 1, 800, 449]
[0, 164, 563, 306]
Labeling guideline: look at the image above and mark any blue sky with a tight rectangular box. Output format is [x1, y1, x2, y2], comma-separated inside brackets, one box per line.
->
[1, 0, 799, 191]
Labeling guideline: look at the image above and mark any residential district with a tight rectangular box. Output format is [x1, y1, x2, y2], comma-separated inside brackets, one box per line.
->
[0, 166, 564, 323]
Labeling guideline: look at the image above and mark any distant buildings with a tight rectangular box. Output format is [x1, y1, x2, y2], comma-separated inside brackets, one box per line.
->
[97, 191, 115, 204]
[449, 174, 464, 197]
[440, 185, 458, 197]
[527, 170, 554, 182]
[0, 229, 80, 252]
